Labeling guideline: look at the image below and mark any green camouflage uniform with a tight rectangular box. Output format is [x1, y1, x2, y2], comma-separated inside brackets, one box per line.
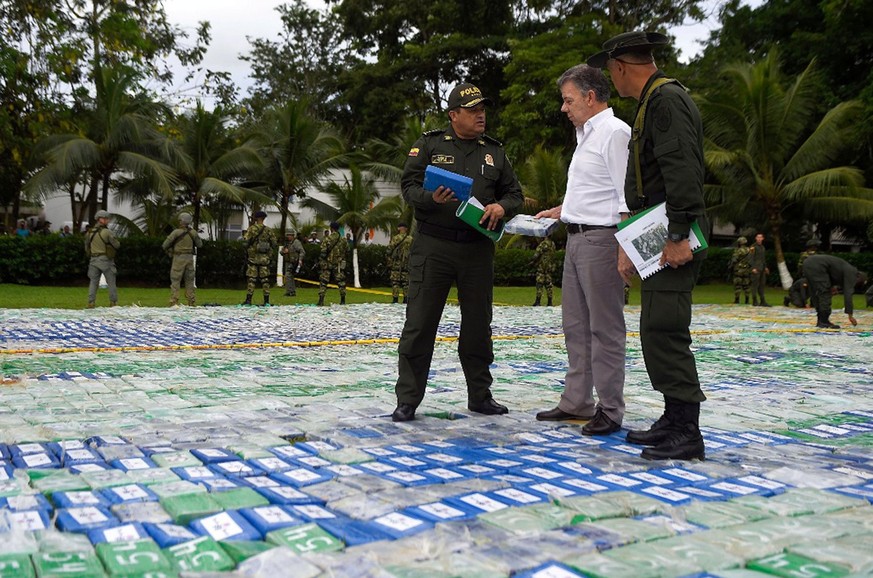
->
[532, 237, 556, 303]
[730, 245, 751, 302]
[387, 231, 413, 300]
[243, 223, 277, 298]
[281, 237, 305, 296]
[318, 230, 348, 298]
[162, 225, 202, 305]
[86, 223, 121, 306]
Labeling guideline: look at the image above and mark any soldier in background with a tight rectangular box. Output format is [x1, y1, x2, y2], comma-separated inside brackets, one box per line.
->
[387, 222, 413, 304]
[242, 211, 277, 306]
[317, 221, 348, 306]
[85, 210, 121, 308]
[729, 236, 751, 304]
[797, 238, 820, 277]
[749, 232, 771, 306]
[784, 277, 810, 308]
[281, 230, 305, 297]
[162, 212, 202, 306]
[531, 235, 556, 306]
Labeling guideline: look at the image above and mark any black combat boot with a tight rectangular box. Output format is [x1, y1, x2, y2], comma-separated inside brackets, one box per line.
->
[641, 401, 705, 461]
[263, 295, 270, 306]
[626, 397, 678, 446]
[532, 297, 541, 307]
[547, 297, 553, 306]
[242, 294, 252, 306]
[317, 295, 324, 306]
[745, 295, 749, 304]
[734, 295, 740, 304]
[392, 297, 398, 304]
[402, 296, 407, 304]
[340, 294, 346, 305]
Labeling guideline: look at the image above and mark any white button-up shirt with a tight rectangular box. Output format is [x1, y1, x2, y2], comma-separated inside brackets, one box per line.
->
[561, 108, 631, 226]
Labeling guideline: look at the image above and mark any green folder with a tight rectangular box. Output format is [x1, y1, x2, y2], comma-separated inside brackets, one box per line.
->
[455, 197, 505, 242]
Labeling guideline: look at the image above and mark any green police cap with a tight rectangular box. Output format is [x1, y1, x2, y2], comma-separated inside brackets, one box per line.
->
[447, 83, 494, 110]
[587, 31, 669, 68]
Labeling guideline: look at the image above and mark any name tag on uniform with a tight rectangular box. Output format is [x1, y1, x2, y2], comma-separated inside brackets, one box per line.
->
[431, 154, 454, 164]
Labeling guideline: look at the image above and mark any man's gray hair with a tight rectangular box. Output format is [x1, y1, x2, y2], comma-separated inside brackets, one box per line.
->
[557, 64, 611, 103]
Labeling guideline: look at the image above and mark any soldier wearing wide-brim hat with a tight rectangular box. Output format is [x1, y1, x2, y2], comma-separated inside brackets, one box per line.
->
[590, 31, 708, 461]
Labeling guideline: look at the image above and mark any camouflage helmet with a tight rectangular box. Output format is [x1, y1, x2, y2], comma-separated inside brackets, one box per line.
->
[95, 210, 110, 219]
[286, 229, 297, 237]
[178, 212, 193, 225]
[737, 236, 747, 245]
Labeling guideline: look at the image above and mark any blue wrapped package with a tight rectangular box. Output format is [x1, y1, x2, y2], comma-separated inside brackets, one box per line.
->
[423, 165, 473, 201]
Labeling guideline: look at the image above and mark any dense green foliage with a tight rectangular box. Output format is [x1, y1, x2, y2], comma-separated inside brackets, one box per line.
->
[4, 235, 871, 290]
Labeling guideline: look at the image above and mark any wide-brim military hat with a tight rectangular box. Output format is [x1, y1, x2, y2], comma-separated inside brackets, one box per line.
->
[447, 83, 494, 110]
[587, 31, 669, 68]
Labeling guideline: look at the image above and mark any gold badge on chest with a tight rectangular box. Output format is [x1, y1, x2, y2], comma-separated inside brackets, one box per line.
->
[484, 153, 494, 167]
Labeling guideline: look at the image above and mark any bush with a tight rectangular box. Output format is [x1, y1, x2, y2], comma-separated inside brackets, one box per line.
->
[2, 234, 869, 290]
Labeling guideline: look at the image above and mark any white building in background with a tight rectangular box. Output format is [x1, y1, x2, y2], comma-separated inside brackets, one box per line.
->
[38, 169, 401, 244]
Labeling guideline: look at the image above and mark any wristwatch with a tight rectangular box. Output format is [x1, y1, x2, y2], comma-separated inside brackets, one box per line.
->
[668, 232, 689, 242]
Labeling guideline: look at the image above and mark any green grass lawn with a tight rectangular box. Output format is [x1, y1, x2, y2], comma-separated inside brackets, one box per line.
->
[3, 281, 863, 310]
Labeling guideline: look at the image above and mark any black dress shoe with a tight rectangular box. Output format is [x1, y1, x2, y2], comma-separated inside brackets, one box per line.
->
[816, 321, 841, 329]
[392, 403, 416, 422]
[581, 409, 620, 436]
[468, 398, 509, 415]
[536, 407, 594, 421]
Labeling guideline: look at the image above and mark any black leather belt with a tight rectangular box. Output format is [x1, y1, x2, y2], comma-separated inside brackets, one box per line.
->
[418, 221, 482, 243]
[566, 223, 617, 234]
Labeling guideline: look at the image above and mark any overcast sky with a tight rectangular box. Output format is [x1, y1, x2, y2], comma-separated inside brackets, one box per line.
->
[162, 0, 754, 108]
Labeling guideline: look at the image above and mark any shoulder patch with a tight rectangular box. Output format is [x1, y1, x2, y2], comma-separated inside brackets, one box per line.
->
[482, 134, 503, 147]
[654, 106, 672, 132]
[408, 147, 419, 157]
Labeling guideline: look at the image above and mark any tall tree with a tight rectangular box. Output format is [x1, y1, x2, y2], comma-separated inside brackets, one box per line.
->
[24, 66, 176, 227]
[255, 99, 347, 236]
[697, 51, 873, 288]
[164, 102, 267, 229]
[242, 0, 349, 124]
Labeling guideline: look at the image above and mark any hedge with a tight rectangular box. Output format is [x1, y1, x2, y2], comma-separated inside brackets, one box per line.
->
[1, 235, 870, 290]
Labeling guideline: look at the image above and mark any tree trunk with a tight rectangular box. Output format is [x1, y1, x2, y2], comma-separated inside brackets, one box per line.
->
[771, 228, 793, 290]
[352, 247, 361, 288]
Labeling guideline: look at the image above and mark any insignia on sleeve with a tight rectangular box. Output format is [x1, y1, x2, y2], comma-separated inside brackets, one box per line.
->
[655, 107, 672, 132]
[408, 147, 420, 157]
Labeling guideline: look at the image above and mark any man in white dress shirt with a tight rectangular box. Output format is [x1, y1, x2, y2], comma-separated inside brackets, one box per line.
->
[535, 64, 630, 435]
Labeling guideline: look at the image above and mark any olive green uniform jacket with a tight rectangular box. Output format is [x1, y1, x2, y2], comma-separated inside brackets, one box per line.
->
[625, 71, 706, 403]
[395, 125, 524, 407]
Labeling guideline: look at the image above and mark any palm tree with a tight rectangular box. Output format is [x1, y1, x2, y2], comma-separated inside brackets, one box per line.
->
[697, 51, 873, 288]
[302, 164, 403, 286]
[166, 102, 268, 228]
[24, 66, 176, 224]
[255, 99, 347, 236]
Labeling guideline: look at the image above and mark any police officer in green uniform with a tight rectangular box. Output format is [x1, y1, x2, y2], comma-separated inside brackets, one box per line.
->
[590, 32, 707, 460]
[391, 82, 524, 422]
[317, 221, 348, 306]
[242, 210, 277, 306]
[162, 212, 202, 306]
[281, 230, 305, 297]
[531, 235, 556, 306]
[85, 210, 121, 308]
[387, 222, 413, 303]
[729, 236, 751, 304]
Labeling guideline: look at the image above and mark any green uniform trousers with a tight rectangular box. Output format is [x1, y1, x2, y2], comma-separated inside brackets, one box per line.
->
[639, 261, 706, 403]
[395, 232, 495, 408]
